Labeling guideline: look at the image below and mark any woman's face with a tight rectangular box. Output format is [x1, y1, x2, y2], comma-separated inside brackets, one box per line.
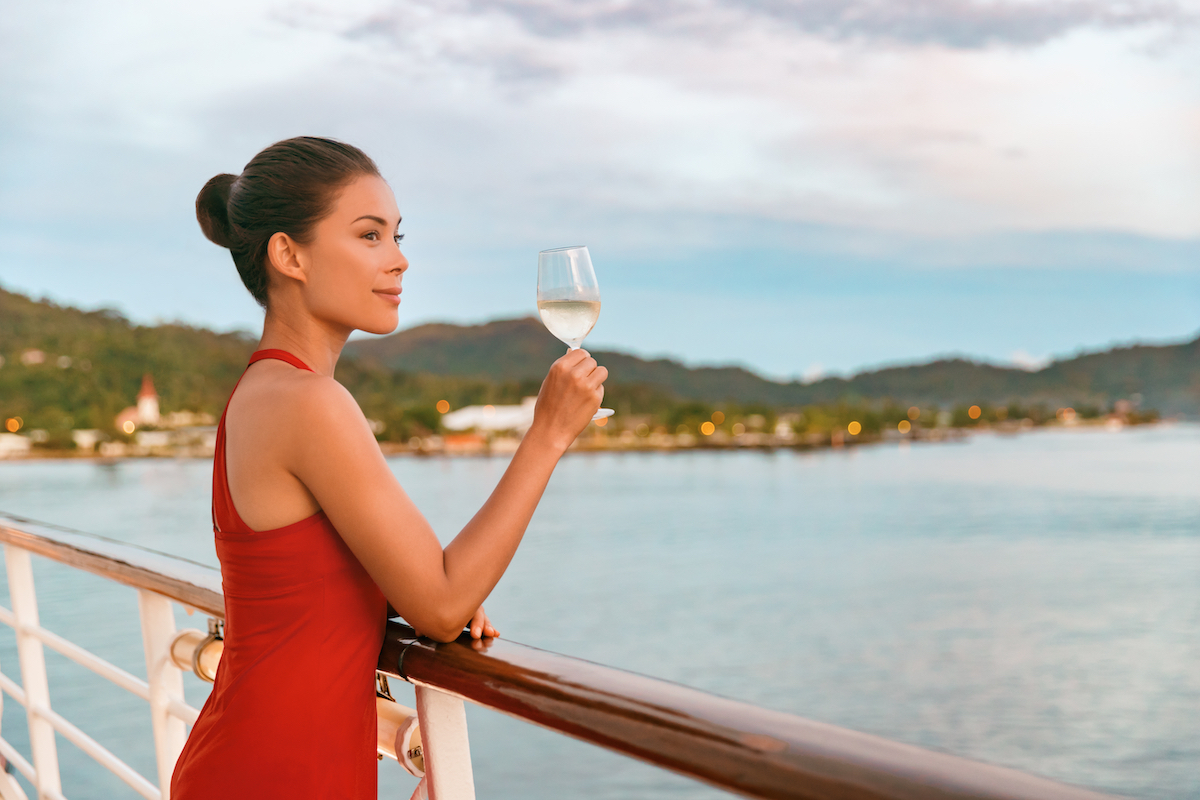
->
[295, 174, 408, 336]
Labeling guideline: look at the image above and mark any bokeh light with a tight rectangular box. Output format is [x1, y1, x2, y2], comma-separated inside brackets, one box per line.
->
[711, 411, 725, 425]
[700, 421, 716, 435]
[968, 405, 982, 420]
[122, 420, 136, 434]
[5, 417, 21, 433]
[907, 407, 920, 420]
[847, 421, 862, 436]
[436, 400, 450, 414]
[898, 420, 911, 433]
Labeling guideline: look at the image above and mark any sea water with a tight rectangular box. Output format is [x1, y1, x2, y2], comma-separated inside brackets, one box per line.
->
[0, 425, 1196, 799]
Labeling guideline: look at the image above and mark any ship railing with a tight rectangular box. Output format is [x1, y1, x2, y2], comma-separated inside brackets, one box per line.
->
[0, 513, 1118, 800]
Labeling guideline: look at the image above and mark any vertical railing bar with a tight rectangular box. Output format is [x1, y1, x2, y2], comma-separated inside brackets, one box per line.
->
[138, 590, 187, 800]
[414, 685, 475, 800]
[0, 600, 29, 800]
[5, 545, 62, 798]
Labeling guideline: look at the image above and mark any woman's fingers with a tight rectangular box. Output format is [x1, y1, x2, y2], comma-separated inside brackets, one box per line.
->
[531, 348, 610, 448]
[469, 606, 496, 639]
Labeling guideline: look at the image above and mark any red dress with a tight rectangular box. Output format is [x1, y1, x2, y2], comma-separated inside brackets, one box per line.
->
[172, 349, 387, 799]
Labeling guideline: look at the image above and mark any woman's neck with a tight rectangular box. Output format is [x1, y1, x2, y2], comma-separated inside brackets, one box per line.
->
[257, 309, 348, 377]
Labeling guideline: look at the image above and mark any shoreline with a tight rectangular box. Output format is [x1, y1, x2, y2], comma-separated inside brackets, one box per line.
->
[0, 419, 1179, 463]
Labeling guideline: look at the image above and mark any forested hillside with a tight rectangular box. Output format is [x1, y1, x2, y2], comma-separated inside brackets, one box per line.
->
[346, 316, 1200, 414]
[0, 288, 254, 439]
[1, 285, 1193, 449]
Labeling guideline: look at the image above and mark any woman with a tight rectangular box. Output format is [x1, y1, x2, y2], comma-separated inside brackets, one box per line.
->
[171, 137, 607, 798]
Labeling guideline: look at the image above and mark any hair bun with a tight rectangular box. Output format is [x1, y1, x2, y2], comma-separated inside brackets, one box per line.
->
[196, 174, 238, 248]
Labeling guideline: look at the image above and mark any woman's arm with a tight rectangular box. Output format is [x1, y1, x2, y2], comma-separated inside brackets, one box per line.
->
[284, 349, 606, 641]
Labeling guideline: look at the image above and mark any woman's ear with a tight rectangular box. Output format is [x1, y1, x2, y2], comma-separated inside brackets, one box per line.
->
[266, 232, 308, 284]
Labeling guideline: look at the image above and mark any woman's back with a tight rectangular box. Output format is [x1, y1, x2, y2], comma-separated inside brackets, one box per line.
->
[171, 350, 386, 800]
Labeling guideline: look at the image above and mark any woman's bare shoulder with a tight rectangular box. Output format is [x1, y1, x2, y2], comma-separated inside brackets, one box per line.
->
[230, 363, 367, 439]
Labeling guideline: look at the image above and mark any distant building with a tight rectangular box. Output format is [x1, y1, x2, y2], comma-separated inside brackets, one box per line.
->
[442, 398, 537, 433]
[137, 375, 160, 426]
[115, 374, 162, 432]
[0, 434, 31, 458]
[71, 429, 105, 453]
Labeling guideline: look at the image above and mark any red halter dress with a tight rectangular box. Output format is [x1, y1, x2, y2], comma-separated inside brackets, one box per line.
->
[172, 349, 387, 799]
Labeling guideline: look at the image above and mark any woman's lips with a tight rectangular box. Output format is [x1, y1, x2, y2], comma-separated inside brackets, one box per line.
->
[374, 288, 402, 305]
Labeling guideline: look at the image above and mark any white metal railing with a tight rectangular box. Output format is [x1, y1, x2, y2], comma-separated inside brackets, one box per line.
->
[0, 514, 467, 800]
[0, 513, 1118, 800]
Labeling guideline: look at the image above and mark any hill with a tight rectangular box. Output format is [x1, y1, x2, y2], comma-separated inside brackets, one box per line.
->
[2, 284, 1194, 448]
[345, 317, 1200, 415]
[0, 287, 541, 443]
[0, 287, 255, 438]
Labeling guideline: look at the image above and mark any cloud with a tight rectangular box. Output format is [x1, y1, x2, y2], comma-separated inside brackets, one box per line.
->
[463, 0, 1195, 48]
[269, 0, 1200, 237]
[0, 0, 1198, 376]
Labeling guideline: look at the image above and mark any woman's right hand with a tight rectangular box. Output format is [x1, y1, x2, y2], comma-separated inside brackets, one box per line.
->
[529, 349, 608, 452]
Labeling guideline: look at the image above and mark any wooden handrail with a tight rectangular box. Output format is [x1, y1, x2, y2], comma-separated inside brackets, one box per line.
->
[0, 513, 1122, 800]
[0, 513, 224, 618]
[379, 621, 1120, 800]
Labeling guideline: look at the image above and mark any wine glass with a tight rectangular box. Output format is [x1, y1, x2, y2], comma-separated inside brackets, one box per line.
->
[537, 245, 614, 421]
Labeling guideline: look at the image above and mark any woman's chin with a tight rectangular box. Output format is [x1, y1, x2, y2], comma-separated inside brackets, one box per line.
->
[360, 311, 400, 336]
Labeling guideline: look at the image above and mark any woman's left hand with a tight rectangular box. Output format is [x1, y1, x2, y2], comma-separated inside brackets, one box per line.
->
[468, 606, 498, 640]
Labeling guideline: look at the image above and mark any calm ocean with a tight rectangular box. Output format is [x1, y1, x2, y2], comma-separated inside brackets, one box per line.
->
[0, 425, 1197, 799]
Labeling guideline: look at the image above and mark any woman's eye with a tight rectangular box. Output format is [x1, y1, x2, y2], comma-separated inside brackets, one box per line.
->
[363, 231, 378, 241]
[394, 233, 405, 244]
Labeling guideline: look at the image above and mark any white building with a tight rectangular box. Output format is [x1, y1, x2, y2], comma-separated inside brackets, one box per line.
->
[442, 398, 537, 433]
[0, 434, 31, 458]
[72, 429, 105, 452]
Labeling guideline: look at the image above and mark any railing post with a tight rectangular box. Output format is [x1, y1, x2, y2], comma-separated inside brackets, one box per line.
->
[413, 686, 475, 800]
[4, 545, 61, 799]
[0, 638, 29, 800]
[138, 590, 186, 799]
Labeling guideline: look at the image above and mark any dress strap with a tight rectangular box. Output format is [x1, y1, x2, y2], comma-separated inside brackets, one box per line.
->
[248, 349, 314, 373]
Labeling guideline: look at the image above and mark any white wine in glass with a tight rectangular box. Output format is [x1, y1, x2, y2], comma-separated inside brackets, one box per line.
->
[537, 246, 613, 420]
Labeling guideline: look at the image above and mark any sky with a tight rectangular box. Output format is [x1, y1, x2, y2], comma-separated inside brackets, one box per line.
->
[1, 0, 1198, 379]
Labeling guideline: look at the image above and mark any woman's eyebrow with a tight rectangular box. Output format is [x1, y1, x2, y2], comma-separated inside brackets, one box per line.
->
[352, 214, 389, 225]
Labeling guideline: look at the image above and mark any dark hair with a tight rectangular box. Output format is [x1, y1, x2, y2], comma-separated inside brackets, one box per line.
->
[196, 137, 380, 307]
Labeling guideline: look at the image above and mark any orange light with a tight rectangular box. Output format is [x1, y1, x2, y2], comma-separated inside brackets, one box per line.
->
[700, 421, 716, 435]
[594, 417, 608, 427]
[907, 406, 920, 420]
[436, 400, 450, 414]
[847, 421, 862, 436]
[968, 405, 982, 420]
[711, 411, 725, 425]
[4, 418, 20, 433]
[122, 420, 136, 435]
[898, 420, 911, 433]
